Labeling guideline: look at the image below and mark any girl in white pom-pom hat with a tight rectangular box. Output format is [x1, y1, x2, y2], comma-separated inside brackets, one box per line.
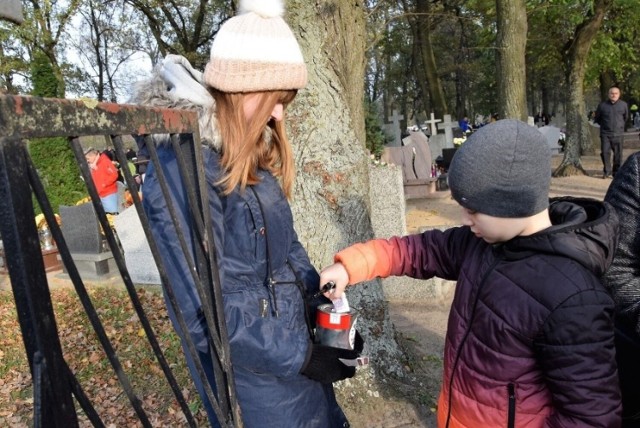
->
[133, 0, 360, 426]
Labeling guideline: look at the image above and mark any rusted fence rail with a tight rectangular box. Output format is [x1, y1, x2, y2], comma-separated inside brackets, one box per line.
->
[0, 95, 240, 427]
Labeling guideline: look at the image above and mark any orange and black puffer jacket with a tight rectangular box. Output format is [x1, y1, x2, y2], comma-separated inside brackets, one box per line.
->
[337, 197, 621, 427]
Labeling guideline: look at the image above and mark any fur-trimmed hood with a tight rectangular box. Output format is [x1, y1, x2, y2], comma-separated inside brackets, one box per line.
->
[130, 54, 221, 149]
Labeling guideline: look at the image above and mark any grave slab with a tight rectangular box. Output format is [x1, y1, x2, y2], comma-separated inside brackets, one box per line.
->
[114, 205, 160, 285]
[59, 203, 116, 278]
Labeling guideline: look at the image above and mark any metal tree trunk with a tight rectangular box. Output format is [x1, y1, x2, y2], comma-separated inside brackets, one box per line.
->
[286, 1, 403, 373]
[496, 0, 528, 121]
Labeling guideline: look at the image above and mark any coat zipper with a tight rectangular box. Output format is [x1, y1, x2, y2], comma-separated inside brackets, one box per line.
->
[248, 186, 313, 338]
[445, 255, 502, 428]
[507, 383, 516, 428]
[250, 187, 280, 317]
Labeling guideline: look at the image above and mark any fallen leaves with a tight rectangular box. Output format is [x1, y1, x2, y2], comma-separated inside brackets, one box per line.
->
[0, 286, 208, 426]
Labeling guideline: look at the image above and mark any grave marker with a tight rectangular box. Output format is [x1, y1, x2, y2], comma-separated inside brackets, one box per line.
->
[424, 112, 442, 137]
[436, 114, 459, 148]
[386, 109, 404, 146]
[428, 134, 447, 161]
[114, 206, 160, 284]
[59, 203, 116, 278]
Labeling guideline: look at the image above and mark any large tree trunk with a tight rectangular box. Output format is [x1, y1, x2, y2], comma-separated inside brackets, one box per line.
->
[287, 1, 404, 376]
[496, 0, 528, 121]
[554, 0, 612, 176]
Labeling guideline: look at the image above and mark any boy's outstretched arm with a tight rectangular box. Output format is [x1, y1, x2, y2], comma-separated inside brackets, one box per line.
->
[320, 239, 399, 299]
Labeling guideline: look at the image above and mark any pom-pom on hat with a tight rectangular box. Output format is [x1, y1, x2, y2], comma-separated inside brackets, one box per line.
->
[447, 119, 551, 218]
[204, 0, 307, 92]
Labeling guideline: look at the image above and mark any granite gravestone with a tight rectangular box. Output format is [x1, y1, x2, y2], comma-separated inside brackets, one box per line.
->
[113, 206, 160, 285]
[59, 203, 116, 278]
[367, 161, 455, 302]
[60, 203, 103, 254]
[428, 134, 447, 162]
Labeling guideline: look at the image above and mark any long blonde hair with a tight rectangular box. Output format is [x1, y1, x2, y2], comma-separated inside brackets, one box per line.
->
[210, 89, 297, 198]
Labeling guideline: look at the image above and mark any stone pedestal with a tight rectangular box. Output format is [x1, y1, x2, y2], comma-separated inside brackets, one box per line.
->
[42, 248, 63, 272]
[0, 247, 63, 274]
[59, 252, 117, 279]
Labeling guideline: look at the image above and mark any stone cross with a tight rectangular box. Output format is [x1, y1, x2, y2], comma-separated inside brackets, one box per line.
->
[424, 112, 442, 136]
[437, 114, 459, 148]
[387, 109, 404, 146]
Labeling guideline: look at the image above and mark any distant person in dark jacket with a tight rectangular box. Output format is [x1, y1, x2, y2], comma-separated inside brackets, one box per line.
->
[595, 86, 629, 178]
[132, 0, 360, 426]
[321, 120, 622, 427]
[604, 152, 640, 426]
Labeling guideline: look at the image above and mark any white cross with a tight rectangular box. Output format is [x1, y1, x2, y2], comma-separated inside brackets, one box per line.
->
[437, 114, 459, 147]
[424, 112, 442, 136]
[388, 109, 404, 146]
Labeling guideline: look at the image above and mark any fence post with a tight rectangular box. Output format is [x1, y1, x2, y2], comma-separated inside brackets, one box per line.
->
[0, 136, 78, 427]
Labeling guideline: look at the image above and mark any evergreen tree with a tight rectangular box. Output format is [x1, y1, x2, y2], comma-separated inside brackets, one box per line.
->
[29, 50, 86, 214]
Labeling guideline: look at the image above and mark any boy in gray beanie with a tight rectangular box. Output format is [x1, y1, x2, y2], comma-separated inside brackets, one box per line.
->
[320, 119, 621, 426]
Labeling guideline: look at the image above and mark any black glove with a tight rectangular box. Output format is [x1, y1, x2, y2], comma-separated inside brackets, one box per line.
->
[301, 344, 359, 384]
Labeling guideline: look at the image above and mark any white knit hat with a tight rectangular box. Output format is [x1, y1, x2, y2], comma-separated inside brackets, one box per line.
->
[203, 0, 308, 92]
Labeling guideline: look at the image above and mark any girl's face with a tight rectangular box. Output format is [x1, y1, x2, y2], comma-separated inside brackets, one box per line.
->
[243, 93, 284, 123]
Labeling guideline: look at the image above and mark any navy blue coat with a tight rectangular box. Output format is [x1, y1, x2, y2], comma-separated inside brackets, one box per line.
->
[143, 143, 348, 427]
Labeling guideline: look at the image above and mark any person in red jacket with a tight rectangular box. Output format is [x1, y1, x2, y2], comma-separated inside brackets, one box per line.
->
[84, 147, 119, 213]
[321, 120, 621, 427]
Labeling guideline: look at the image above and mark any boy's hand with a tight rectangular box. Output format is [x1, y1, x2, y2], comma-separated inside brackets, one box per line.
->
[319, 263, 349, 300]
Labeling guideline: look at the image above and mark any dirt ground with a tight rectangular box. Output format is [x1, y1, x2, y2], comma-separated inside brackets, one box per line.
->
[378, 150, 637, 427]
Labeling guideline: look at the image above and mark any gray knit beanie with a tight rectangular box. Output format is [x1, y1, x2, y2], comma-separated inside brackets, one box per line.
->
[448, 119, 551, 218]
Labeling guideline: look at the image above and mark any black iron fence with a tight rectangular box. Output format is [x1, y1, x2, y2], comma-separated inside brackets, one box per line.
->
[0, 95, 240, 427]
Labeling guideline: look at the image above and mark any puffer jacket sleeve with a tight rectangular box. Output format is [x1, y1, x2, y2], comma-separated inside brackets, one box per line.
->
[535, 287, 621, 427]
[604, 152, 640, 335]
[143, 143, 218, 354]
[335, 226, 476, 284]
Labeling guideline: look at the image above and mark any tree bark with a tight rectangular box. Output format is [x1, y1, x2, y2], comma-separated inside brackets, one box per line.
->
[287, 0, 404, 374]
[407, 0, 448, 118]
[554, 0, 612, 176]
[495, 0, 528, 121]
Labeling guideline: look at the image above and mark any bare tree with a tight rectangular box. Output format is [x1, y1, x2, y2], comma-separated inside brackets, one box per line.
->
[18, 0, 82, 96]
[124, 0, 231, 68]
[71, 0, 141, 101]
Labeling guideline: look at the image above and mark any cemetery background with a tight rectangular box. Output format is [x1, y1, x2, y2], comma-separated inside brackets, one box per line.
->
[1, 147, 632, 427]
